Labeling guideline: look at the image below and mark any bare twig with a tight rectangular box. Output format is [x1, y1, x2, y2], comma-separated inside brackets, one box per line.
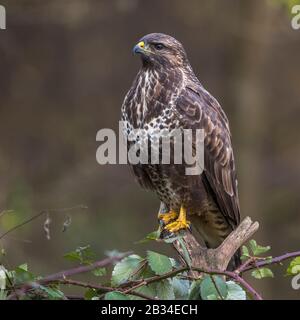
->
[235, 256, 257, 274]
[41, 252, 132, 283]
[241, 251, 300, 273]
[65, 294, 84, 300]
[163, 216, 259, 273]
[123, 265, 262, 300]
[51, 278, 113, 291]
[0, 210, 14, 219]
[7, 247, 300, 300]
[3, 203, 299, 301]
[0, 210, 47, 241]
[0, 205, 88, 241]
[7, 252, 132, 300]
[10, 277, 155, 301]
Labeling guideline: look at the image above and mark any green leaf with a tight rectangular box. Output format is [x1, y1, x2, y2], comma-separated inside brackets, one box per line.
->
[206, 294, 218, 300]
[264, 256, 273, 263]
[147, 251, 172, 275]
[172, 277, 190, 300]
[18, 263, 28, 272]
[200, 275, 228, 300]
[105, 291, 130, 300]
[241, 245, 250, 261]
[111, 254, 142, 286]
[286, 256, 300, 275]
[169, 258, 179, 268]
[0, 289, 7, 300]
[64, 245, 95, 265]
[176, 237, 192, 266]
[14, 264, 35, 284]
[137, 230, 159, 244]
[189, 280, 202, 300]
[254, 245, 271, 255]
[156, 279, 175, 300]
[249, 240, 270, 256]
[226, 281, 246, 300]
[0, 266, 7, 290]
[249, 240, 257, 254]
[138, 263, 156, 279]
[92, 267, 106, 277]
[126, 263, 159, 299]
[84, 288, 98, 300]
[129, 284, 157, 300]
[39, 286, 65, 300]
[251, 267, 274, 279]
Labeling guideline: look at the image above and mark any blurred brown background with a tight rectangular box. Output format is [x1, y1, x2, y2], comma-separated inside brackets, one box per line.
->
[0, 0, 299, 299]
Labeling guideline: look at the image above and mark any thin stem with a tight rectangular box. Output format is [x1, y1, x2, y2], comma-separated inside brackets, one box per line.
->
[0, 210, 14, 219]
[54, 279, 113, 291]
[0, 205, 88, 241]
[7, 252, 131, 300]
[122, 265, 262, 300]
[0, 210, 47, 240]
[236, 257, 257, 273]
[210, 275, 224, 300]
[42, 252, 132, 283]
[242, 251, 300, 273]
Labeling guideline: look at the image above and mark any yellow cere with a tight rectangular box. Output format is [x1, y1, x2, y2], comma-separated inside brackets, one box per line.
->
[137, 41, 145, 48]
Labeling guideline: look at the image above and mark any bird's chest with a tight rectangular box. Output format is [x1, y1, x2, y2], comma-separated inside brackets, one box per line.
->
[122, 79, 179, 155]
[121, 68, 179, 128]
[121, 69, 192, 206]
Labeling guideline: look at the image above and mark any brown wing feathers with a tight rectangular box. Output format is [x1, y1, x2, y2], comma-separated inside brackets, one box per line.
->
[175, 86, 240, 228]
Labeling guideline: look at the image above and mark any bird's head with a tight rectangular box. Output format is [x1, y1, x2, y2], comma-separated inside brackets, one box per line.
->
[133, 33, 188, 69]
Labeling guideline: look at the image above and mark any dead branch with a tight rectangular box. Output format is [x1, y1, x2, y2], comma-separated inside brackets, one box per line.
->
[163, 216, 259, 273]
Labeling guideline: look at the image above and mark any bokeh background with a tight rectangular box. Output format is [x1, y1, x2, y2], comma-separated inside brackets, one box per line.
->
[0, 0, 299, 299]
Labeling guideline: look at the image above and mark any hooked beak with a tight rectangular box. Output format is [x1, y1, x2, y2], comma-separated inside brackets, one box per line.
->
[133, 41, 146, 54]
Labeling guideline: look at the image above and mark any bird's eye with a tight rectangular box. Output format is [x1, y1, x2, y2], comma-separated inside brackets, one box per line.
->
[154, 43, 164, 50]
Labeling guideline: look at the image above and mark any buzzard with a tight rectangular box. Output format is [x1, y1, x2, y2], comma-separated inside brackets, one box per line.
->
[121, 33, 241, 268]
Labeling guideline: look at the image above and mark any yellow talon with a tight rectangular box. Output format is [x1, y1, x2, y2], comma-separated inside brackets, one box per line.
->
[164, 206, 190, 233]
[158, 210, 178, 225]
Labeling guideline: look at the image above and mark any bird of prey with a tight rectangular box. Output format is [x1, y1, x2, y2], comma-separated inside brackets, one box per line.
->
[121, 33, 241, 268]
